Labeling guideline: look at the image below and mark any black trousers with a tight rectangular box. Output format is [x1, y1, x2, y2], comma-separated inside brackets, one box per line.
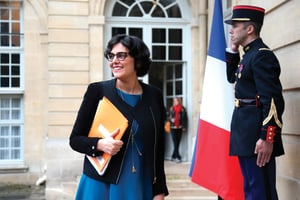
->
[170, 128, 182, 159]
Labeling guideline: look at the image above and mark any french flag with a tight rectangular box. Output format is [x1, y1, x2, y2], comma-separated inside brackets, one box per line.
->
[190, 0, 244, 199]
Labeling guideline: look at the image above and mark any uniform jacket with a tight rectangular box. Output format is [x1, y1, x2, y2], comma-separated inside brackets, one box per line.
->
[226, 38, 284, 157]
[69, 79, 169, 197]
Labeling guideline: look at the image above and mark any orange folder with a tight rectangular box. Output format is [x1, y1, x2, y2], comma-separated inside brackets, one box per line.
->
[87, 96, 128, 175]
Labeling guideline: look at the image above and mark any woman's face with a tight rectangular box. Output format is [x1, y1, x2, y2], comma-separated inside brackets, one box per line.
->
[173, 98, 179, 105]
[109, 43, 136, 80]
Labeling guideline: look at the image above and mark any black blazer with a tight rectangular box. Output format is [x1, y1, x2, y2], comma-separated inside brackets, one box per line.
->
[226, 38, 284, 157]
[69, 79, 168, 196]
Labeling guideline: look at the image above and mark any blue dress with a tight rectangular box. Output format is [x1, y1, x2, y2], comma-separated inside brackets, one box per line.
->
[75, 89, 152, 200]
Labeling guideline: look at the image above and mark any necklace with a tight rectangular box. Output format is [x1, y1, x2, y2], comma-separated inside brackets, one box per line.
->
[116, 89, 143, 173]
[130, 120, 142, 173]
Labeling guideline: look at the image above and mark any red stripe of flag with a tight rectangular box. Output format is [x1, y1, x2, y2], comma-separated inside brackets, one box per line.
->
[191, 120, 244, 199]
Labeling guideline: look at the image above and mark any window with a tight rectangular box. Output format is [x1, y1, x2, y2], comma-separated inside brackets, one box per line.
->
[112, 0, 181, 18]
[152, 28, 182, 61]
[0, 0, 23, 164]
[106, 0, 187, 104]
[0, 96, 23, 161]
[165, 63, 183, 108]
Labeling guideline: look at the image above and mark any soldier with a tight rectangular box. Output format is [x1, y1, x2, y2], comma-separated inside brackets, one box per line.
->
[224, 5, 285, 200]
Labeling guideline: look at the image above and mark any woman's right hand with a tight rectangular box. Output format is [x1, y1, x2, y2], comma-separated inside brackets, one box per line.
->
[97, 128, 124, 155]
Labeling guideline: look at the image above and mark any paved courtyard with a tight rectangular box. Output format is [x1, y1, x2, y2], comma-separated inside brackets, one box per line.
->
[0, 161, 217, 200]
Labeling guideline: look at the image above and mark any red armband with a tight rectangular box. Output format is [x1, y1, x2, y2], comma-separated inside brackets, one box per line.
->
[266, 126, 276, 143]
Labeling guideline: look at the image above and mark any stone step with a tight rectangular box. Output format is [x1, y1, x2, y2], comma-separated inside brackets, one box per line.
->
[166, 179, 217, 199]
[165, 161, 218, 200]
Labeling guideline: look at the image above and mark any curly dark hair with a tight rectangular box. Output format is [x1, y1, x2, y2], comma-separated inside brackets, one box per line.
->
[104, 34, 152, 77]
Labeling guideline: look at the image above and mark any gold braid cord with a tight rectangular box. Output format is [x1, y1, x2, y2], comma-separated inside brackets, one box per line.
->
[262, 98, 282, 128]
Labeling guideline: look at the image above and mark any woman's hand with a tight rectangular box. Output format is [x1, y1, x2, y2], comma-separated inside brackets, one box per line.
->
[97, 128, 124, 155]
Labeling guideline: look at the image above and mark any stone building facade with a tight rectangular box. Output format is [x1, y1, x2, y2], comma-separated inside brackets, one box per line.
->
[0, 0, 299, 199]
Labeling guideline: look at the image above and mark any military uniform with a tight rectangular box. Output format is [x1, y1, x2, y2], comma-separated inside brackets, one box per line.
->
[225, 5, 285, 200]
[226, 38, 285, 157]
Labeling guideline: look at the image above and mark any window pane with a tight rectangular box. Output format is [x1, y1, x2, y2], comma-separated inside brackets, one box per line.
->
[11, 77, 19, 87]
[11, 149, 20, 159]
[11, 109, 20, 119]
[1, 98, 9, 107]
[12, 9, 20, 20]
[166, 5, 181, 18]
[120, 0, 135, 6]
[141, 2, 153, 14]
[0, 78, 9, 87]
[169, 46, 182, 60]
[1, 35, 9, 46]
[129, 28, 142, 39]
[1, 65, 9, 75]
[152, 46, 166, 60]
[166, 82, 173, 95]
[169, 29, 182, 43]
[152, 29, 165, 43]
[175, 64, 182, 78]
[129, 5, 143, 16]
[12, 54, 20, 64]
[0, 110, 9, 119]
[159, 0, 175, 7]
[12, 22, 20, 33]
[11, 35, 20, 46]
[0, 138, 9, 148]
[11, 137, 20, 147]
[112, 2, 127, 16]
[175, 80, 182, 95]
[151, 5, 165, 17]
[12, 98, 20, 107]
[1, 22, 9, 33]
[12, 66, 20, 75]
[148, 62, 164, 89]
[1, 126, 9, 136]
[166, 65, 173, 79]
[12, 126, 20, 136]
[112, 27, 126, 36]
[0, 8, 9, 20]
[0, 149, 9, 159]
[1, 53, 9, 63]
[166, 98, 173, 109]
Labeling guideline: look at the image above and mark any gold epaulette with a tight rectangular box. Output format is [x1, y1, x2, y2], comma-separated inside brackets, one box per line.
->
[259, 48, 271, 51]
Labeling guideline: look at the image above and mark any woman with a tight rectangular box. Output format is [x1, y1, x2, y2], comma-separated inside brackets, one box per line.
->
[69, 34, 168, 200]
[169, 97, 187, 163]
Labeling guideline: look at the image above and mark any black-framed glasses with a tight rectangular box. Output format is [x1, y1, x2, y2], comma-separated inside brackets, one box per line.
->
[106, 52, 129, 62]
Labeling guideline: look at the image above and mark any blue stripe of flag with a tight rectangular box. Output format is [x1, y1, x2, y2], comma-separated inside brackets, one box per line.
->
[208, 0, 226, 61]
